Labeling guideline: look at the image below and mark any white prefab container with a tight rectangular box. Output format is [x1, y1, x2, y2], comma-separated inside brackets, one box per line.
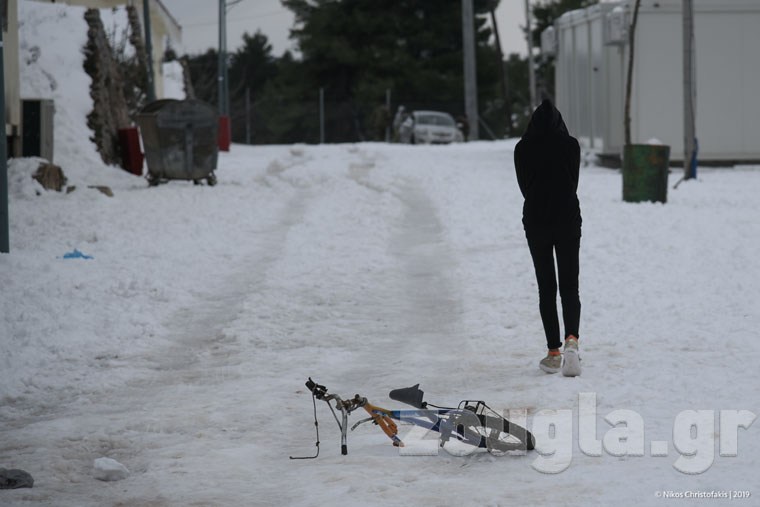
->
[554, 3, 624, 159]
[551, 0, 760, 164]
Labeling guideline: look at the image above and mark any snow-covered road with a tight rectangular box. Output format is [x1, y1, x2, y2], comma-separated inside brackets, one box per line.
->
[2, 142, 759, 506]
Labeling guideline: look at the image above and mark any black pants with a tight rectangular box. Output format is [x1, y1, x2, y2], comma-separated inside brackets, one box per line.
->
[527, 233, 581, 350]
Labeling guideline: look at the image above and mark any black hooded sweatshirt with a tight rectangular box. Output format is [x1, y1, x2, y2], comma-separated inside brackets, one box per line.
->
[514, 99, 581, 239]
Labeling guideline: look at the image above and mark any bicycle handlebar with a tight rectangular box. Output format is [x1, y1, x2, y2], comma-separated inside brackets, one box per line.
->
[305, 378, 368, 413]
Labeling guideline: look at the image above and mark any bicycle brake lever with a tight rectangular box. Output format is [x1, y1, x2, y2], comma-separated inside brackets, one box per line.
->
[305, 378, 328, 399]
[350, 417, 374, 431]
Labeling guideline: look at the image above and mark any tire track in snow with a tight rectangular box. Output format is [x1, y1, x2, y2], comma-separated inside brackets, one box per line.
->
[337, 147, 470, 389]
[345, 146, 464, 350]
[390, 182, 462, 338]
[0, 157, 316, 506]
[347, 174, 467, 387]
[138, 189, 312, 384]
[125, 150, 317, 386]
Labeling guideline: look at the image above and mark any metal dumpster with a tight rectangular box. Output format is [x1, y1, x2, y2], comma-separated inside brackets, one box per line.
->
[136, 99, 219, 186]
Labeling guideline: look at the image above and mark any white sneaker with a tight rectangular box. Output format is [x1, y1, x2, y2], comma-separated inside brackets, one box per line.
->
[562, 337, 581, 377]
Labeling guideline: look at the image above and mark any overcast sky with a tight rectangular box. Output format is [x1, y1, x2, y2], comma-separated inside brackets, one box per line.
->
[160, 0, 529, 58]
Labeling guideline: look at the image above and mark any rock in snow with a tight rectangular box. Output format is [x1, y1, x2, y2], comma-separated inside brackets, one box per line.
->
[93, 457, 129, 482]
[0, 468, 34, 489]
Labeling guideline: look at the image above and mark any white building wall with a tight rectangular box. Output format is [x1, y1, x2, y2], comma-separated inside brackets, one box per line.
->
[631, 9, 681, 147]
[589, 9, 610, 151]
[552, 0, 760, 163]
[555, 4, 620, 155]
[603, 44, 625, 157]
[694, 11, 760, 159]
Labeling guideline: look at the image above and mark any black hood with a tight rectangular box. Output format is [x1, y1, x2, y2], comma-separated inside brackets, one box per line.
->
[523, 99, 569, 139]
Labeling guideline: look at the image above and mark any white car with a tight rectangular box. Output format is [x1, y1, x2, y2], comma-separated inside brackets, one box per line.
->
[409, 110, 463, 144]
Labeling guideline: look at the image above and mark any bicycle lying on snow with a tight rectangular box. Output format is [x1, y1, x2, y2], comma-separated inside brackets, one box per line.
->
[291, 378, 535, 459]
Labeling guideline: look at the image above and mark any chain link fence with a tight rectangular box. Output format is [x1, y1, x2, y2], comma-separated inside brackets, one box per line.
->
[226, 93, 515, 145]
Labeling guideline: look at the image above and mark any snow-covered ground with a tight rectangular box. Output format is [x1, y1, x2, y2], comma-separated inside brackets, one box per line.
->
[2, 2, 759, 506]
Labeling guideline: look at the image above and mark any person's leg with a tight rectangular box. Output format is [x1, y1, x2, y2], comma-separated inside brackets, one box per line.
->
[555, 235, 581, 341]
[527, 235, 561, 351]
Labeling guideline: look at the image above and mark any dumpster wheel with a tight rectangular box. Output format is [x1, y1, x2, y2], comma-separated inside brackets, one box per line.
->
[207, 173, 218, 187]
[146, 173, 162, 187]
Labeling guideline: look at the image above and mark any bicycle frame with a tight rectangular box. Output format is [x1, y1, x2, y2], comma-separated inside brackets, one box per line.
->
[291, 378, 532, 458]
[362, 404, 467, 441]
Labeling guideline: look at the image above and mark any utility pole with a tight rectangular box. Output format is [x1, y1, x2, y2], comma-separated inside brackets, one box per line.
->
[218, 0, 243, 116]
[461, 0, 479, 141]
[1, 9, 9, 253]
[682, 0, 697, 180]
[218, 0, 226, 116]
[143, 0, 156, 102]
[217, 0, 241, 151]
[524, 0, 537, 109]
[223, 35, 230, 115]
[490, 8, 510, 137]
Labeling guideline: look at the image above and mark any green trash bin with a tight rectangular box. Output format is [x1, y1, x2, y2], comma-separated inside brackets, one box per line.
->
[622, 144, 670, 203]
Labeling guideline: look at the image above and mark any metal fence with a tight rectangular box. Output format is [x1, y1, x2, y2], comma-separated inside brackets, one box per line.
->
[226, 93, 513, 145]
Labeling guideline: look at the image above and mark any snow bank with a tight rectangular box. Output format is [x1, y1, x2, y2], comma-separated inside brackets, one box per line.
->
[19, 2, 103, 182]
[161, 61, 186, 100]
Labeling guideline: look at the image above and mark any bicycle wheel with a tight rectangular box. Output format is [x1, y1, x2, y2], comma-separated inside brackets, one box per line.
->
[478, 415, 536, 454]
[442, 411, 535, 454]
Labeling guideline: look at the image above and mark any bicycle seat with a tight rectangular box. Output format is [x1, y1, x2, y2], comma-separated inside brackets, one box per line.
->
[389, 384, 426, 409]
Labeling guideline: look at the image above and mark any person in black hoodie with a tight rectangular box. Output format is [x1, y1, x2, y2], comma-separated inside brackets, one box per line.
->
[514, 99, 582, 376]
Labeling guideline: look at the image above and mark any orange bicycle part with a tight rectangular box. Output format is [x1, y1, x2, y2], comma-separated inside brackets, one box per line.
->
[363, 403, 404, 447]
